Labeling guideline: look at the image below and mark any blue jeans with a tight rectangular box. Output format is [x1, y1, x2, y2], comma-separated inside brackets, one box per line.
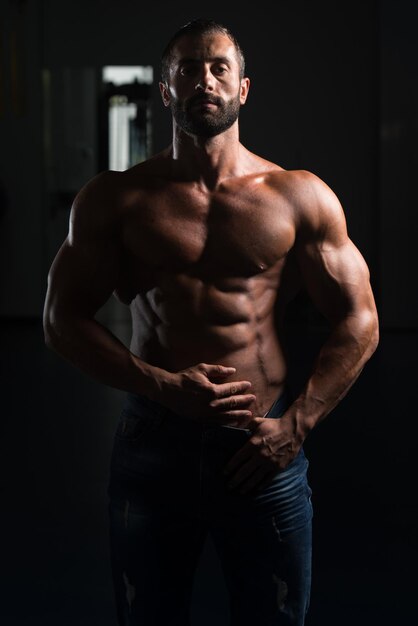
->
[107, 390, 313, 626]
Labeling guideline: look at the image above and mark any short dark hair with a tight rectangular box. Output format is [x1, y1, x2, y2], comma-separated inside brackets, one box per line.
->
[160, 18, 246, 84]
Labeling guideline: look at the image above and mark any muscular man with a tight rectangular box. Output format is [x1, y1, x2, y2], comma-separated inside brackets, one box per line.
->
[43, 18, 379, 626]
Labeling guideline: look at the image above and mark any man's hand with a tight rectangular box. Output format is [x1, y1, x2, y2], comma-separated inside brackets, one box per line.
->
[158, 362, 256, 425]
[222, 415, 304, 494]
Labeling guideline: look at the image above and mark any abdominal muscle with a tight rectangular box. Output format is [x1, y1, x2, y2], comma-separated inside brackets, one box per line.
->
[129, 276, 288, 418]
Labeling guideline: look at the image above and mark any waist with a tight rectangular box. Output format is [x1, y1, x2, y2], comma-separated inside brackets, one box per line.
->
[124, 387, 293, 425]
[119, 388, 306, 469]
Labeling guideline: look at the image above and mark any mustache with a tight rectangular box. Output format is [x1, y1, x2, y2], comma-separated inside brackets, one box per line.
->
[186, 93, 223, 108]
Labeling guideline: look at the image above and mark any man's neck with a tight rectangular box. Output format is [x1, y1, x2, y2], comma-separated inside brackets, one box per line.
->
[170, 123, 248, 190]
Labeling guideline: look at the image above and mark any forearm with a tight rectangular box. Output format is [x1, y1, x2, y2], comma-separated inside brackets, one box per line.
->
[43, 313, 257, 422]
[288, 311, 379, 436]
[44, 314, 170, 397]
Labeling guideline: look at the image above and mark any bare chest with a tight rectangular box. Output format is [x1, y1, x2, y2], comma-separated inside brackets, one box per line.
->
[122, 186, 295, 279]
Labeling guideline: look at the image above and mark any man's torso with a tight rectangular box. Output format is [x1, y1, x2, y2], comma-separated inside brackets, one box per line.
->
[106, 153, 305, 416]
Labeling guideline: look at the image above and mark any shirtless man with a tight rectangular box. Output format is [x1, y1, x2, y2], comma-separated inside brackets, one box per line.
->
[43, 18, 379, 626]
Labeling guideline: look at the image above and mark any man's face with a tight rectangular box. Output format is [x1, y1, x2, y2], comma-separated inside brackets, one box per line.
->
[160, 33, 249, 138]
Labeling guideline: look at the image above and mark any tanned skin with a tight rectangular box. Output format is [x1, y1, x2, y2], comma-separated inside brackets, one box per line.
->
[43, 32, 379, 495]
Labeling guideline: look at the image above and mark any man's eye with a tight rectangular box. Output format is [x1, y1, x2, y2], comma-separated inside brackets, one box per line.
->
[215, 66, 227, 74]
[180, 66, 196, 76]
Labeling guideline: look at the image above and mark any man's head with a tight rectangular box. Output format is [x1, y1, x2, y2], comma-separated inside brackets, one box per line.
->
[161, 18, 246, 84]
[159, 18, 249, 139]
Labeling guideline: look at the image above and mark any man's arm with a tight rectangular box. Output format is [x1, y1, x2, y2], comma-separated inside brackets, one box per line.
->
[288, 172, 379, 433]
[43, 172, 255, 421]
[223, 172, 379, 492]
[43, 172, 159, 393]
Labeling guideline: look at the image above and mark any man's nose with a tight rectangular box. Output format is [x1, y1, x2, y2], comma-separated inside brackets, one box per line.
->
[195, 66, 214, 91]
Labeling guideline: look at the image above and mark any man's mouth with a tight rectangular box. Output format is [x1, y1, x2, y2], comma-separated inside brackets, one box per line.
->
[189, 95, 221, 109]
[196, 101, 217, 108]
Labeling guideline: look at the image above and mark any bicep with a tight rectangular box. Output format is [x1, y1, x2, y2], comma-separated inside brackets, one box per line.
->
[45, 176, 121, 319]
[47, 238, 118, 316]
[45, 236, 120, 318]
[296, 236, 374, 324]
[292, 173, 375, 324]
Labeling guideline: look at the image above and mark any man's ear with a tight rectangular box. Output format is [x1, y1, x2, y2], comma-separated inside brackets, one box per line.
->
[240, 77, 250, 105]
[159, 81, 171, 107]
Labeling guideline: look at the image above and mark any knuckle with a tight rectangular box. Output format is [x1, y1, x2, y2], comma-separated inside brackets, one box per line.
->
[207, 385, 218, 398]
[181, 371, 194, 387]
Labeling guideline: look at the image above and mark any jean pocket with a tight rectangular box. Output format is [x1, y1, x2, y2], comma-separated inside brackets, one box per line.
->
[114, 411, 163, 443]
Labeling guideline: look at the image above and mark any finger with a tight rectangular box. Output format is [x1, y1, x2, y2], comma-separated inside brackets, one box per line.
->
[212, 380, 253, 398]
[202, 411, 252, 427]
[215, 411, 253, 425]
[201, 364, 237, 379]
[209, 394, 256, 411]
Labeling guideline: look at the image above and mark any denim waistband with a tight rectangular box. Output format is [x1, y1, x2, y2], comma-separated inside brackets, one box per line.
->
[124, 387, 292, 422]
[264, 387, 292, 418]
[124, 392, 174, 419]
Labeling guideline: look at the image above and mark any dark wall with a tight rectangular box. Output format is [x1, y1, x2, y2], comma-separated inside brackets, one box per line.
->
[380, 0, 418, 328]
[0, 0, 44, 316]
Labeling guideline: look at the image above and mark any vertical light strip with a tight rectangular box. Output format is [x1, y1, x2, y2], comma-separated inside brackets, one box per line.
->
[109, 96, 137, 171]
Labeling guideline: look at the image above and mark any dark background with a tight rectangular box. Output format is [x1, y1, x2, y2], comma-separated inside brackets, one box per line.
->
[0, 1, 417, 624]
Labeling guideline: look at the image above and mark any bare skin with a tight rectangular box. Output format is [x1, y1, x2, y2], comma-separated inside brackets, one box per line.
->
[43, 32, 379, 495]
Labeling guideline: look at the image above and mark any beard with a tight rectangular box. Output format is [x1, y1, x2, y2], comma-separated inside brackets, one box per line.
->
[170, 91, 241, 138]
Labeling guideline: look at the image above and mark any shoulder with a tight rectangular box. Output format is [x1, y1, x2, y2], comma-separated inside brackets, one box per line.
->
[265, 168, 348, 242]
[266, 168, 340, 210]
[71, 169, 126, 213]
[69, 153, 167, 231]
[246, 155, 339, 210]
[68, 170, 124, 242]
[72, 148, 170, 208]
